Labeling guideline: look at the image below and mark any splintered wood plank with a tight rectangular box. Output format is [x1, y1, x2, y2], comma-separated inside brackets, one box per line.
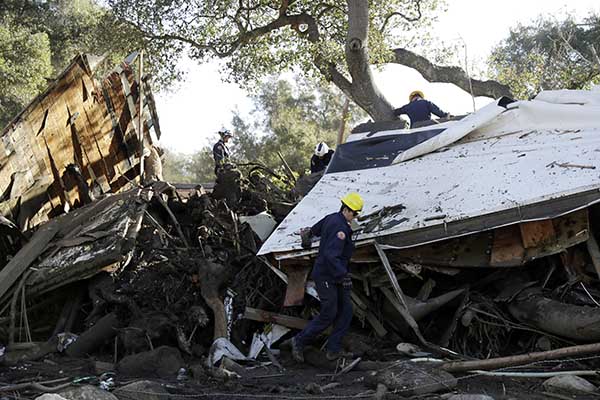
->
[0, 221, 59, 299]
[243, 307, 308, 330]
[490, 225, 525, 267]
[519, 219, 556, 248]
[282, 263, 311, 307]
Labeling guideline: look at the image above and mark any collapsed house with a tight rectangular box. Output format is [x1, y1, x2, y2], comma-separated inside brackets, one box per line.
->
[257, 88, 600, 355]
[2, 51, 600, 398]
[0, 53, 163, 344]
[0, 53, 299, 394]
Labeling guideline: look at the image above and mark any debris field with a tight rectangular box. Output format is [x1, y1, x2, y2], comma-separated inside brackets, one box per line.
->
[1, 55, 600, 400]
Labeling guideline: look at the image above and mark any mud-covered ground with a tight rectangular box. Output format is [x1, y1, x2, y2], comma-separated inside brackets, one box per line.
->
[3, 348, 600, 400]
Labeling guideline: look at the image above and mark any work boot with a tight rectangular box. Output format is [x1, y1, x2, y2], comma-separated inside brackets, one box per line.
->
[291, 337, 304, 363]
[325, 350, 354, 361]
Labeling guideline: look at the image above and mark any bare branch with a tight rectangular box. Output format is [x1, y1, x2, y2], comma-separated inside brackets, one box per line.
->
[380, 1, 422, 33]
[314, 2, 346, 19]
[322, 59, 353, 95]
[392, 48, 513, 99]
[124, 6, 322, 59]
[279, 0, 289, 16]
[556, 28, 593, 66]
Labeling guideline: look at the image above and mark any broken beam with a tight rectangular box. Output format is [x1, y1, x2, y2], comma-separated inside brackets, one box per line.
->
[374, 242, 427, 344]
[243, 307, 308, 330]
[0, 223, 59, 300]
[441, 342, 600, 372]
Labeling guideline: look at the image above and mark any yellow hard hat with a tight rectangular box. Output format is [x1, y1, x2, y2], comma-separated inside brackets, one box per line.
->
[341, 192, 364, 213]
[409, 90, 425, 101]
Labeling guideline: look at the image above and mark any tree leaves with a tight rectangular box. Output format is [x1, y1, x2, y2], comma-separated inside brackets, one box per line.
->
[0, 19, 52, 128]
[0, 0, 140, 128]
[107, 0, 439, 118]
[489, 14, 600, 99]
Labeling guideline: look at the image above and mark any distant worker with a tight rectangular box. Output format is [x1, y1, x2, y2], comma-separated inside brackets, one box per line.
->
[310, 142, 335, 174]
[291, 192, 364, 362]
[393, 90, 449, 126]
[212, 129, 233, 175]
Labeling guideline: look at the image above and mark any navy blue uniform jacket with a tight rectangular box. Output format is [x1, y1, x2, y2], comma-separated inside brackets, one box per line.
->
[310, 212, 354, 283]
[393, 99, 448, 124]
[213, 140, 230, 165]
[310, 150, 335, 174]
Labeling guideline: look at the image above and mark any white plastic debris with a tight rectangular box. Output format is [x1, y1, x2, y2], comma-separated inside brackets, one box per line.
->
[239, 212, 277, 241]
[207, 337, 247, 366]
[247, 324, 290, 360]
[56, 333, 78, 352]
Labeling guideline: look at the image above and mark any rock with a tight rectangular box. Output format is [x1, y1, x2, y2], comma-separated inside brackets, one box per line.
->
[117, 346, 184, 378]
[535, 336, 552, 351]
[113, 380, 171, 400]
[59, 385, 118, 400]
[305, 382, 322, 394]
[543, 375, 597, 394]
[448, 395, 495, 400]
[35, 395, 68, 400]
[396, 342, 429, 357]
[365, 363, 456, 395]
[396, 342, 421, 355]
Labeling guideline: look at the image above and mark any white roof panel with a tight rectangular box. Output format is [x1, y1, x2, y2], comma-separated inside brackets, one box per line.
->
[258, 91, 600, 257]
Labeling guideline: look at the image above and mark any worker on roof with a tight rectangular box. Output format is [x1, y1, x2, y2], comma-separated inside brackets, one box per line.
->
[310, 142, 335, 174]
[212, 129, 233, 175]
[393, 90, 449, 126]
[291, 192, 364, 362]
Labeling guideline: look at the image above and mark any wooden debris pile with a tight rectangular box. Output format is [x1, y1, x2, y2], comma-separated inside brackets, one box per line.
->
[0, 170, 295, 367]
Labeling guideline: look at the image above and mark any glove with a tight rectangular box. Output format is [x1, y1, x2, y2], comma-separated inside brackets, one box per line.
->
[342, 275, 352, 290]
[300, 228, 312, 249]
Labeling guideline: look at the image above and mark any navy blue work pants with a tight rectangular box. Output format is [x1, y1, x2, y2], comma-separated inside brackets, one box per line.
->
[295, 279, 353, 353]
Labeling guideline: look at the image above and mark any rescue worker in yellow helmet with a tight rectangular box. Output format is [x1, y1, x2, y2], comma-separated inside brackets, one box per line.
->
[393, 90, 448, 126]
[291, 192, 364, 362]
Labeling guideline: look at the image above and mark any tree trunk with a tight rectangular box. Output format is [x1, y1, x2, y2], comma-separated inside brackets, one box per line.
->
[345, 0, 395, 121]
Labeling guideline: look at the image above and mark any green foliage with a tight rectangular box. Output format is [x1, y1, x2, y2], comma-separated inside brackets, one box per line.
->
[162, 77, 366, 183]
[489, 14, 600, 99]
[0, 19, 52, 127]
[0, 0, 140, 128]
[162, 147, 215, 184]
[107, 0, 439, 90]
[232, 77, 366, 175]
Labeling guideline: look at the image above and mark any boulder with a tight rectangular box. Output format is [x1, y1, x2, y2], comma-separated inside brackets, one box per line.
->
[448, 395, 495, 400]
[35, 395, 68, 400]
[117, 346, 184, 379]
[542, 375, 597, 394]
[365, 363, 456, 395]
[59, 385, 118, 400]
[113, 380, 171, 400]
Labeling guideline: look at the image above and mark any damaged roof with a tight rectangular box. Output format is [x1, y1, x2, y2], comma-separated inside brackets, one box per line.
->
[0, 53, 159, 231]
[258, 88, 600, 258]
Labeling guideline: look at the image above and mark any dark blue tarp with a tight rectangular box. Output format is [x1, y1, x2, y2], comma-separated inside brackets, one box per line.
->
[326, 128, 445, 174]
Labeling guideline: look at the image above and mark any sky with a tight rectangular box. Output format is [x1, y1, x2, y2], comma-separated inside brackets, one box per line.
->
[154, 0, 600, 153]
